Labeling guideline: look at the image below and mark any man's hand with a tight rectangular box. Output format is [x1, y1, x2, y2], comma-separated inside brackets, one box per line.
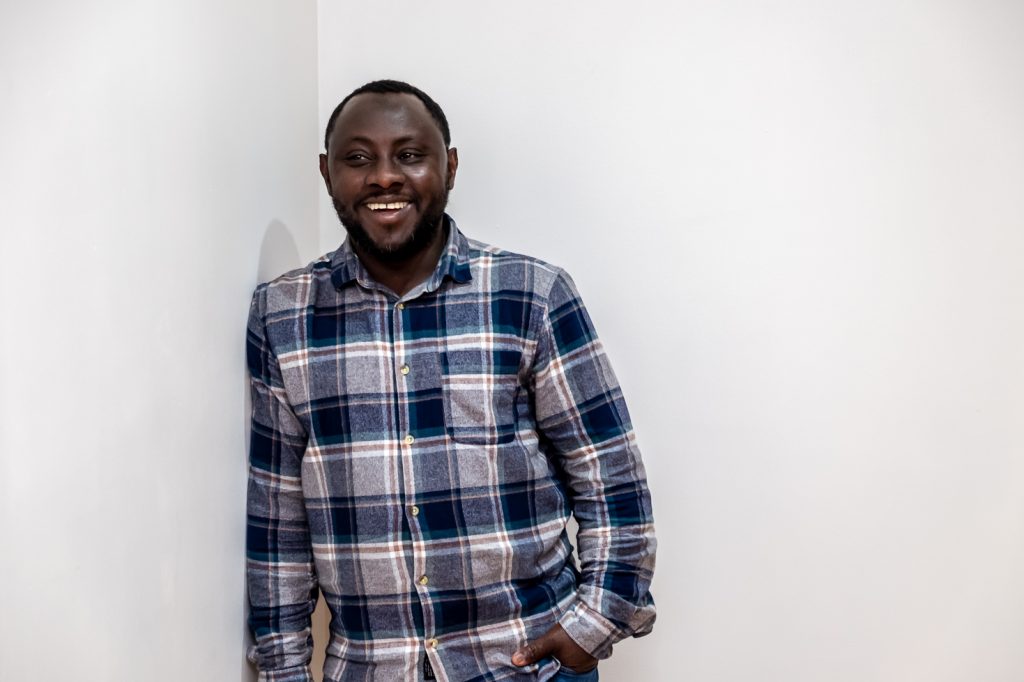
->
[512, 623, 599, 673]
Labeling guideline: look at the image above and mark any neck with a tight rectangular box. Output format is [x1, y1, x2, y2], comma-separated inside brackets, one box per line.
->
[354, 220, 449, 297]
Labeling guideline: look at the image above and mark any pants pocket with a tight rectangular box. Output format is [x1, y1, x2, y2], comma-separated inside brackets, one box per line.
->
[553, 665, 600, 681]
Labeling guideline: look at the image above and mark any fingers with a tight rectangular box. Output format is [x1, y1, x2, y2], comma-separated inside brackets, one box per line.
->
[512, 632, 555, 667]
[512, 623, 600, 670]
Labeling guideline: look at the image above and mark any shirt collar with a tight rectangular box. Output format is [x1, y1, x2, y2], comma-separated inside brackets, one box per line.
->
[330, 214, 473, 292]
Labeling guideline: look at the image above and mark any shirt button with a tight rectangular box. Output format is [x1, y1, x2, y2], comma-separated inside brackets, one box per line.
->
[400, 364, 410, 376]
[410, 505, 420, 516]
[396, 302, 405, 310]
[418, 575, 429, 586]
[404, 434, 414, 445]
[427, 638, 439, 650]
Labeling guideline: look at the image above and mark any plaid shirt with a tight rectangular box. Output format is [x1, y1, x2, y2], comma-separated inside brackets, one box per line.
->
[246, 220, 656, 682]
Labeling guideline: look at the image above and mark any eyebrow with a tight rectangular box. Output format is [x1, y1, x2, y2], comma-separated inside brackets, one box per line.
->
[338, 135, 422, 147]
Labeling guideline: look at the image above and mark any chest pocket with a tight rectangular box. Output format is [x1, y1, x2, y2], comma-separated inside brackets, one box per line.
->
[442, 347, 523, 445]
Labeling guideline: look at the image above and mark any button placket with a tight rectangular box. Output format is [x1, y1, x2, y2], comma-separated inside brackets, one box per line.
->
[395, 301, 414, 448]
[394, 295, 439, 665]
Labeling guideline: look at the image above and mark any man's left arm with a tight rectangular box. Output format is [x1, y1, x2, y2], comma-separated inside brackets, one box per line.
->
[515, 269, 657, 668]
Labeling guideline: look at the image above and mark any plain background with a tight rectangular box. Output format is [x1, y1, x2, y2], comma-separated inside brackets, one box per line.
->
[1, 1, 320, 680]
[3, 1, 1023, 681]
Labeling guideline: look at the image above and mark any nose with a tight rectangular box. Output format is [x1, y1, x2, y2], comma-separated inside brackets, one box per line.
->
[366, 157, 403, 188]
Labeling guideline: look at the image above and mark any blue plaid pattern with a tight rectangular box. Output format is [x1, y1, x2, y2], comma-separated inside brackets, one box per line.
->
[246, 220, 656, 682]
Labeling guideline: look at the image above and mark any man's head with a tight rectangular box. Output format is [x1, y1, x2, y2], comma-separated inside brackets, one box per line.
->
[319, 80, 457, 264]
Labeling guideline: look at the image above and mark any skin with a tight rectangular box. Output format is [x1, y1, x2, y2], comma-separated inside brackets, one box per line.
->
[320, 91, 598, 673]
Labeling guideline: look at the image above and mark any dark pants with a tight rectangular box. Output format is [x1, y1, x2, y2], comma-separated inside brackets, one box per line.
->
[553, 666, 599, 681]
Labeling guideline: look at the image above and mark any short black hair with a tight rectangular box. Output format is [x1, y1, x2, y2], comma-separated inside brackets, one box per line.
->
[323, 79, 451, 151]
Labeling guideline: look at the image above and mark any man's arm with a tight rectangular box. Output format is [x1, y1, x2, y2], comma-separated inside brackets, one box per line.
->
[246, 287, 319, 682]
[522, 269, 657, 662]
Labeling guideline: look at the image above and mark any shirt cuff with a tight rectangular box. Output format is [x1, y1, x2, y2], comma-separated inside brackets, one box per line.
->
[256, 665, 314, 682]
[557, 599, 620, 660]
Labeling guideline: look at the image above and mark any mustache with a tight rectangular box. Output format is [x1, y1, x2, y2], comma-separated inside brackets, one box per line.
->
[360, 192, 416, 204]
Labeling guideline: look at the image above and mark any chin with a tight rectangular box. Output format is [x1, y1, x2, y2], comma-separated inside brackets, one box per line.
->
[374, 236, 418, 255]
[371, 226, 417, 250]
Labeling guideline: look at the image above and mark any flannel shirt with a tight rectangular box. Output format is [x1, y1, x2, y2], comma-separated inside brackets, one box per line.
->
[246, 219, 656, 682]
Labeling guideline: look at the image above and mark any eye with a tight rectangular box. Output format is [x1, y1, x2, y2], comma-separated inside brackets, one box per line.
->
[343, 152, 370, 164]
[398, 150, 424, 162]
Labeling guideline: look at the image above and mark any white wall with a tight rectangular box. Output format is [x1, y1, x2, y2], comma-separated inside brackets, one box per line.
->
[317, 1, 1024, 680]
[0, 2, 319, 680]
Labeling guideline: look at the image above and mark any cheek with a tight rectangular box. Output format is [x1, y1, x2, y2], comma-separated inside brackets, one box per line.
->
[331, 176, 363, 202]
[409, 169, 447, 194]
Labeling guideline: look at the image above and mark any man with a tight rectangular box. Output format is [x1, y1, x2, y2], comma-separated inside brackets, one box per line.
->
[246, 80, 656, 682]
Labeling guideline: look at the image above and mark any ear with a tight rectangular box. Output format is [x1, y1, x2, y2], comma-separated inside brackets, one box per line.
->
[318, 153, 332, 194]
[445, 147, 459, 191]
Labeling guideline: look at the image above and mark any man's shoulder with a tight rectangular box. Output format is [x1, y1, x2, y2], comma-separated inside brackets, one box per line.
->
[462, 235, 554, 266]
[461, 235, 569, 295]
[251, 252, 335, 313]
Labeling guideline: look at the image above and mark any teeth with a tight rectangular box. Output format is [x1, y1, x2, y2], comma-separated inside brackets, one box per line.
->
[366, 202, 409, 210]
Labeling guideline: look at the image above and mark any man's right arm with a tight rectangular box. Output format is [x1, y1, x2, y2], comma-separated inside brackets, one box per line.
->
[246, 286, 318, 682]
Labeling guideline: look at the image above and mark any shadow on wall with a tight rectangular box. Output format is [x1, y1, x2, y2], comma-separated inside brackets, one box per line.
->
[240, 219, 319, 682]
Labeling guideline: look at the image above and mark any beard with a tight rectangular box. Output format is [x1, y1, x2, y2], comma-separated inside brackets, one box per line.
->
[332, 190, 449, 264]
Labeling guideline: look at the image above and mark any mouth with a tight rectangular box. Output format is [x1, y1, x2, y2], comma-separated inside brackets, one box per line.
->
[364, 200, 411, 212]
[356, 199, 415, 231]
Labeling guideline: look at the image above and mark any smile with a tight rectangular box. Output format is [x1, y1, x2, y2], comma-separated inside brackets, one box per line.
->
[365, 202, 409, 211]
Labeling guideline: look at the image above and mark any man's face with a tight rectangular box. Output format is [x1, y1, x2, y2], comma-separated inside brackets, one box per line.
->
[320, 93, 458, 263]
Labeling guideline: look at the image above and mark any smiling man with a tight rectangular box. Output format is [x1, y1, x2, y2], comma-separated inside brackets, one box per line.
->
[246, 80, 656, 682]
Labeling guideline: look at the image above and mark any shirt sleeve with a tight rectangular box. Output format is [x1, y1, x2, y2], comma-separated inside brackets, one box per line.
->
[246, 286, 318, 682]
[531, 269, 657, 659]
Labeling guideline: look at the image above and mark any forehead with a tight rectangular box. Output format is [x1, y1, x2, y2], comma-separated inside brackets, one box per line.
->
[330, 93, 444, 149]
